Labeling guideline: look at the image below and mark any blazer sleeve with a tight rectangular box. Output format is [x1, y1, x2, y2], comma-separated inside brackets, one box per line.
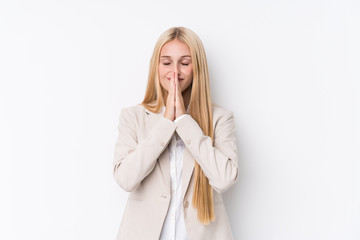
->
[113, 107, 176, 192]
[175, 111, 239, 194]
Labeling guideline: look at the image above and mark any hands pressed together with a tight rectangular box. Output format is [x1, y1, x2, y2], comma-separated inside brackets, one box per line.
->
[163, 71, 186, 122]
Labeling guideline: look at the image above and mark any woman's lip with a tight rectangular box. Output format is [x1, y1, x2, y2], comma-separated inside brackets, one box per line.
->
[167, 78, 184, 81]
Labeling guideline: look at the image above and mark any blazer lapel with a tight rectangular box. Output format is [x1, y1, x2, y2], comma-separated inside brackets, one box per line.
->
[159, 147, 171, 193]
[143, 106, 171, 193]
[181, 148, 195, 201]
[142, 105, 195, 200]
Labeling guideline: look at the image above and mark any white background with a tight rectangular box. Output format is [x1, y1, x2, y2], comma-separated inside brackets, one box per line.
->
[1, 0, 359, 239]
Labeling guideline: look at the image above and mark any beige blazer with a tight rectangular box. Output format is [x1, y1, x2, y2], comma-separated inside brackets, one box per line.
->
[113, 103, 239, 240]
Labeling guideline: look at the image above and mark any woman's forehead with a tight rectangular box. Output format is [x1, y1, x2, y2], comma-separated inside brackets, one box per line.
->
[161, 40, 190, 54]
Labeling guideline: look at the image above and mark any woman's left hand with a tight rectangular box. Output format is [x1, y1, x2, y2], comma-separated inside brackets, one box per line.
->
[174, 71, 186, 119]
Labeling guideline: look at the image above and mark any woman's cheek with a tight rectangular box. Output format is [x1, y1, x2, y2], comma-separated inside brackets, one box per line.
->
[158, 69, 165, 79]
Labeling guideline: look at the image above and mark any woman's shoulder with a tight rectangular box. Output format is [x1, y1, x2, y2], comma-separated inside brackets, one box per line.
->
[211, 103, 236, 130]
[211, 102, 234, 117]
[118, 103, 146, 119]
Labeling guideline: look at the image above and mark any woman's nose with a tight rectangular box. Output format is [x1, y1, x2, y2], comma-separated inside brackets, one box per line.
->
[172, 67, 180, 77]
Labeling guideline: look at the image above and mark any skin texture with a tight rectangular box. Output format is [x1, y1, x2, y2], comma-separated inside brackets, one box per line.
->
[158, 39, 193, 121]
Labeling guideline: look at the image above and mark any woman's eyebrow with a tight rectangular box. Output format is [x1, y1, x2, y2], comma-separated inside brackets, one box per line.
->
[160, 55, 191, 59]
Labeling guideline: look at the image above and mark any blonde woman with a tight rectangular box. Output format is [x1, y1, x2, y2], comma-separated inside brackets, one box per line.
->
[113, 26, 239, 240]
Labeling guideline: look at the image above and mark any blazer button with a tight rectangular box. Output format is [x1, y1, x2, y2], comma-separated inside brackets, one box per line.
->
[186, 140, 191, 145]
[160, 141, 165, 147]
[183, 200, 189, 208]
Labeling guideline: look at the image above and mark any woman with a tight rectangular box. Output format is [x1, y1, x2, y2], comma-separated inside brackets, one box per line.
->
[113, 26, 239, 240]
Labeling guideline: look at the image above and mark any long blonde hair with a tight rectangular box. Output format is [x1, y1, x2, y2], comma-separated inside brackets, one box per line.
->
[141, 26, 215, 224]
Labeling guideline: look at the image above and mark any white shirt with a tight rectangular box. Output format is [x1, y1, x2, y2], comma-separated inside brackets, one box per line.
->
[159, 106, 189, 240]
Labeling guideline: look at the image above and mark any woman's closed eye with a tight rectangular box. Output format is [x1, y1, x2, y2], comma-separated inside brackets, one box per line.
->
[162, 62, 190, 66]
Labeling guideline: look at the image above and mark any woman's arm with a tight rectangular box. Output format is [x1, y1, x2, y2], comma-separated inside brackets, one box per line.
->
[175, 111, 239, 194]
[113, 107, 176, 192]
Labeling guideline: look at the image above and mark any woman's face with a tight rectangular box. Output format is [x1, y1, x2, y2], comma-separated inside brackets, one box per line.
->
[158, 39, 193, 93]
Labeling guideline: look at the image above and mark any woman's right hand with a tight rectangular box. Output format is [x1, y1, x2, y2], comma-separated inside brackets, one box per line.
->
[163, 72, 176, 121]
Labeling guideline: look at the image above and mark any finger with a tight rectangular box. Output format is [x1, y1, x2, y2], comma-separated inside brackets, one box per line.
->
[174, 73, 177, 107]
[175, 77, 185, 118]
[175, 75, 182, 101]
[172, 72, 176, 116]
[167, 72, 175, 109]
[174, 71, 178, 83]
[169, 72, 174, 97]
[175, 72, 180, 93]
[174, 73, 177, 97]
[169, 73, 175, 99]
[175, 77, 180, 103]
